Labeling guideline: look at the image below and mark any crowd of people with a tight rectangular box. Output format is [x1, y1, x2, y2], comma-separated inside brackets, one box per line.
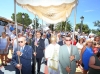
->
[0, 23, 100, 74]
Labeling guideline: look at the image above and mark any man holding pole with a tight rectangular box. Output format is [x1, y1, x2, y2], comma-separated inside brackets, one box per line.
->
[59, 36, 80, 74]
[11, 37, 33, 74]
[32, 31, 45, 74]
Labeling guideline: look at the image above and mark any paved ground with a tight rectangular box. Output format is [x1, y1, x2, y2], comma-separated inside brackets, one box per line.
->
[0, 50, 83, 74]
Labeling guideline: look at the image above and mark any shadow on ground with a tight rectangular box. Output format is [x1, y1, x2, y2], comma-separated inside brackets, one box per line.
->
[40, 72, 44, 74]
[4, 64, 15, 71]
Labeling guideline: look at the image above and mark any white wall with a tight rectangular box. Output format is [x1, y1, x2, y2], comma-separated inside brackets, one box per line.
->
[17, 25, 23, 32]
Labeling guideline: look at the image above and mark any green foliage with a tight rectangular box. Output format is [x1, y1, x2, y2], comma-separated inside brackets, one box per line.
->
[11, 12, 32, 26]
[32, 18, 39, 29]
[93, 20, 100, 35]
[55, 21, 72, 31]
[75, 23, 90, 34]
[49, 24, 54, 31]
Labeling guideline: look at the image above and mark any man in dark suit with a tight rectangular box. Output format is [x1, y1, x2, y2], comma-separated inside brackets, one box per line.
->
[32, 31, 45, 74]
[11, 37, 33, 74]
[58, 35, 65, 46]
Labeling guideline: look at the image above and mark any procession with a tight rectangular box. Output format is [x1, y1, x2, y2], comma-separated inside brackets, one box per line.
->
[0, 0, 100, 74]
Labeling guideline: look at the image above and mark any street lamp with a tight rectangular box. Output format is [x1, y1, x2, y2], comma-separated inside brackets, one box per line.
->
[52, 24, 54, 31]
[22, 13, 25, 31]
[80, 16, 84, 34]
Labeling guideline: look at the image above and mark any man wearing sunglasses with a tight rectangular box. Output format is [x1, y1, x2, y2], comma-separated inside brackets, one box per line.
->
[59, 36, 80, 74]
[11, 37, 33, 74]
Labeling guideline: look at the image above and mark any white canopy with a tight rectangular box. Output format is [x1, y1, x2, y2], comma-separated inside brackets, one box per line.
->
[16, 0, 77, 24]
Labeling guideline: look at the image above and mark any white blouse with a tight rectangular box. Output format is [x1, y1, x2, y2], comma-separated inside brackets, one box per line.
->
[0, 37, 7, 49]
[76, 42, 83, 49]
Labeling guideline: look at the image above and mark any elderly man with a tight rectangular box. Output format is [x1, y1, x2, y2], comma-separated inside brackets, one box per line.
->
[59, 36, 80, 74]
[11, 37, 33, 74]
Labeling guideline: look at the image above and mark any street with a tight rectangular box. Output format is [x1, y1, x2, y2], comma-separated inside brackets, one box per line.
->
[0, 50, 82, 74]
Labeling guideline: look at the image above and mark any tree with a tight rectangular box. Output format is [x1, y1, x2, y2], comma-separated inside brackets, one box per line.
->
[75, 23, 90, 34]
[32, 18, 40, 29]
[55, 21, 72, 31]
[49, 24, 54, 31]
[11, 12, 32, 26]
[93, 20, 100, 35]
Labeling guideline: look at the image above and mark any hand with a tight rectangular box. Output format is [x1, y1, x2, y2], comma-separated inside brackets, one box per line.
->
[70, 55, 75, 61]
[45, 58, 48, 61]
[16, 64, 22, 70]
[34, 42, 38, 46]
[80, 59, 82, 65]
[66, 67, 71, 73]
[33, 52, 37, 56]
[16, 51, 22, 56]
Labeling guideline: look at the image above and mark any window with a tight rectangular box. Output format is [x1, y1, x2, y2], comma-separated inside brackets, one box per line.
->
[0, 20, 8, 26]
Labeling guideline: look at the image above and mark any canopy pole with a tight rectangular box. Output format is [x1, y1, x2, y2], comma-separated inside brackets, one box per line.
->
[34, 15, 37, 74]
[14, 0, 21, 74]
[69, 5, 77, 74]
[65, 20, 67, 32]
[42, 20, 44, 33]
[61, 22, 62, 31]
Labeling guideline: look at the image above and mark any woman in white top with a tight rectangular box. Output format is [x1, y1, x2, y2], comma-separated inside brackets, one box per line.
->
[76, 38, 84, 54]
[0, 32, 9, 66]
[45, 35, 60, 74]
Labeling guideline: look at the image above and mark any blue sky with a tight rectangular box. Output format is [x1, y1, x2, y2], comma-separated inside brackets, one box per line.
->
[0, 0, 100, 29]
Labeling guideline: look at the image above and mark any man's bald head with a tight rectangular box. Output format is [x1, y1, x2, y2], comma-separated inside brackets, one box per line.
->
[18, 37, 26, 41]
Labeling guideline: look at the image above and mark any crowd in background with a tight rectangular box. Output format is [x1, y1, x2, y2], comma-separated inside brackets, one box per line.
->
[0, 23, 100, 74]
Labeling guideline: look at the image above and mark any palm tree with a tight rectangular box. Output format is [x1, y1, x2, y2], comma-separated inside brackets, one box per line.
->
[55, 20, 72, 32]
[32, 18, 39, 29]
[93, 20, 100, 35]
[94, 20, 100, 27]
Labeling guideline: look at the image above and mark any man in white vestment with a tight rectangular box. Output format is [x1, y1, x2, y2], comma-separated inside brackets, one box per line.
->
[45, 35, 60, 74]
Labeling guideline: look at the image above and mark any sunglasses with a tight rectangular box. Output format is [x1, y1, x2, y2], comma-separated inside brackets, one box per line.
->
[18, 41, 23, 43]
[65, 39, 71, 41]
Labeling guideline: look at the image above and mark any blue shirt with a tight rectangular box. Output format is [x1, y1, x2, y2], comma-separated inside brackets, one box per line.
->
[10, 26, 14, 32]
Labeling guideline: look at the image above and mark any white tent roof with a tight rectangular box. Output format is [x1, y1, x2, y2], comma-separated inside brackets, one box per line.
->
[16, 0, 77, 24]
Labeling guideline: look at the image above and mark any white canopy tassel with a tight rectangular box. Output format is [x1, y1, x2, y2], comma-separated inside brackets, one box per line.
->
[14, 0, 21, 74]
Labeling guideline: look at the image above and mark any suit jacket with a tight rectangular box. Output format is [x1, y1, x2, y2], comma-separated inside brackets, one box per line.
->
[44, 38, 49, 48]
[32, 38, 45, 58]
[58, 41, 64, 46]
[47, 33, 51, 39]
[11, 45, 33, 74]
[59, 45, 80, 74]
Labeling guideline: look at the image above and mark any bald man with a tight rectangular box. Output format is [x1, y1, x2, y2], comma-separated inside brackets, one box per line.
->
[11, 37, 33, 74]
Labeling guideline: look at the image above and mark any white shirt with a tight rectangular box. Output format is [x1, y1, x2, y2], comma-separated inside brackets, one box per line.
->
[10, 33, 16, 40]
[0, 37, 7, 49]
[20, 45, 25, 53]
[76, 42, 83, 49]
[45, 44, 60, 66]
[44, 38, 49, 48]
[66, 46, 71, 54]
[45, 44, 60, 60]
[20, 45, 25, 50]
